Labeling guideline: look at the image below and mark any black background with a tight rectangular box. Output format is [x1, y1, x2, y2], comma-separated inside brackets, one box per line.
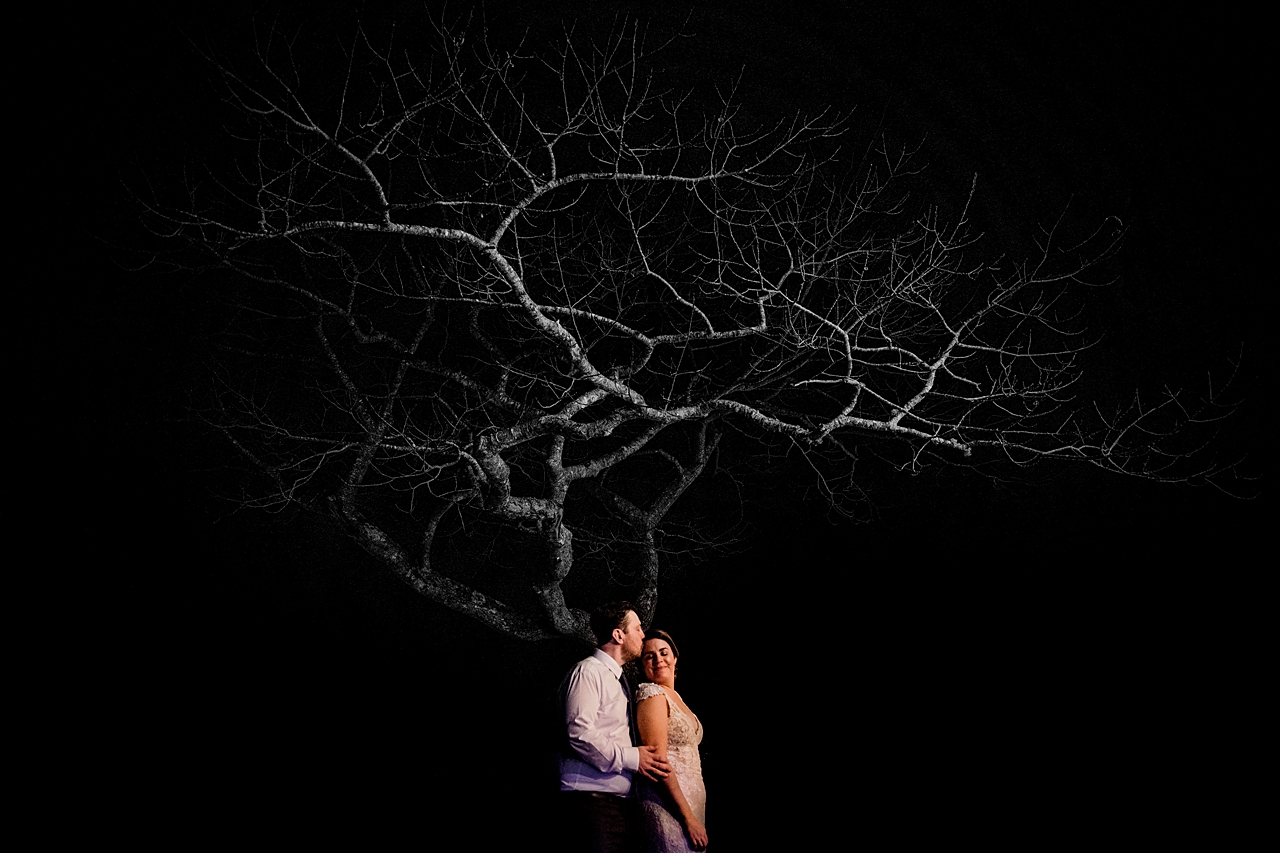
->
[69, 2, 1264, 846]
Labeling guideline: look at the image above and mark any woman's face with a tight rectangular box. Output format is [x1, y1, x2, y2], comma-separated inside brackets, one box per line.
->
[641, 638, 677, 684]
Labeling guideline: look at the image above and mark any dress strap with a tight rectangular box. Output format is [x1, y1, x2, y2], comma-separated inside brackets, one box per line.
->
[634, 681, 669, 704]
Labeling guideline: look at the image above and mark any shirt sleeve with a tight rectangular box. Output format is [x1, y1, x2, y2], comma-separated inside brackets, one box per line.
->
[563, 663, 640, 774]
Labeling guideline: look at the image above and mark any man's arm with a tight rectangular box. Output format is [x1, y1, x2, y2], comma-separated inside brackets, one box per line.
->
[563, 664, 639, 774]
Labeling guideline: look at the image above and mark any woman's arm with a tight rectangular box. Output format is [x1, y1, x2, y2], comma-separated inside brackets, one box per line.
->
[636, 693, 709, 851]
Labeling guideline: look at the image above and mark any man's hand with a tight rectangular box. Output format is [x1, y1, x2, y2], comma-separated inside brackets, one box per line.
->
[637, 745, 670, 782]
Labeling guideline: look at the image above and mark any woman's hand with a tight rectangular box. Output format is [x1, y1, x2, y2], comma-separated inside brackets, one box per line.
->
[683, 815, 708, 850]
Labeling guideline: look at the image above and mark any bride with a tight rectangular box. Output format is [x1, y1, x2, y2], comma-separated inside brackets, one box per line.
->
[635, 630, 708, 852]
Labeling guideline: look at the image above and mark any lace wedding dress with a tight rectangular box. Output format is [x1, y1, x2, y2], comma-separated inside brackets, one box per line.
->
[635, 682, 706, 852]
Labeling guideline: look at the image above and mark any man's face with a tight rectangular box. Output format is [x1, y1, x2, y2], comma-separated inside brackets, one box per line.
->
[617, 611, 645, 662]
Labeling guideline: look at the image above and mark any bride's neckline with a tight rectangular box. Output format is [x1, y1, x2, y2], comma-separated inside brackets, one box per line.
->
[652, 683, 701, 735]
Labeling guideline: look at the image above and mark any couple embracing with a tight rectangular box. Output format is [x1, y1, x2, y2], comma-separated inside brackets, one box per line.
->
[559, 601, 708, 853]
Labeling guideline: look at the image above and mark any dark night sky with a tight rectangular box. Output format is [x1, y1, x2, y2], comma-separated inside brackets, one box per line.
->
[71, 3, 1264, 845]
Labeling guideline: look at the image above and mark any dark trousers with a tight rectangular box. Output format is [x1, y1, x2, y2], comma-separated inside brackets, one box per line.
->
[562, 790, 635, 853]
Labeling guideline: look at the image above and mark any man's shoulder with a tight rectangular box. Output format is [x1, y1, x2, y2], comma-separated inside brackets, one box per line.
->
[573, 647, 612, 667]
[563, 650, 614, 690]
[570, 650, 608, 676]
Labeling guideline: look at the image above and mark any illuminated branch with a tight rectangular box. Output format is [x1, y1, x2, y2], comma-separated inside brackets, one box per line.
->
[155, 16, 1232, 640]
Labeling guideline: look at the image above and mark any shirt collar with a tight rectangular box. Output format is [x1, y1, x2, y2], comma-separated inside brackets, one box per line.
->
[591, 647, 623, 679]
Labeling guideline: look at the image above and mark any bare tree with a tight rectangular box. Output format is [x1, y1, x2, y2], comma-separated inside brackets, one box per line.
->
[144, 18, 1229, 641]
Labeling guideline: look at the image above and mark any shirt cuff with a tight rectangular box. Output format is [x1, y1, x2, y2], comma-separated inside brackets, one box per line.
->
[623, 746, 640, 772]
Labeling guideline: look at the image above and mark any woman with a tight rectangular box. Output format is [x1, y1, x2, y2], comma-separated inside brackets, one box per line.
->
[635, 630, 708, 852]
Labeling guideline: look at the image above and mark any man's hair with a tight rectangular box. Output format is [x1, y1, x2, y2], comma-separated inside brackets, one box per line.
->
[590, 600, 635, 646]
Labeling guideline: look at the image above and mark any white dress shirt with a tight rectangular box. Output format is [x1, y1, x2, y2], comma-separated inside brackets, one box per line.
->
[559, 648, 641, 795]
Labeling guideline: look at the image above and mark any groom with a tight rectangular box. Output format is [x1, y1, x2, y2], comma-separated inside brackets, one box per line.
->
[560, 601, 670, 853]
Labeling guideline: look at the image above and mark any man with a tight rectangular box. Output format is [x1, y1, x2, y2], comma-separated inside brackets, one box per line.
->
[560, 601, 671, 853]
